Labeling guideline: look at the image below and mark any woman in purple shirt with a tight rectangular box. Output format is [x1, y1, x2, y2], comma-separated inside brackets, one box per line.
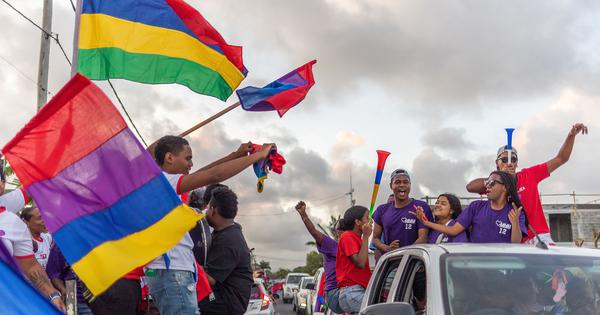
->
[415, 171, 527, 243]
[427, 193, 468, 244]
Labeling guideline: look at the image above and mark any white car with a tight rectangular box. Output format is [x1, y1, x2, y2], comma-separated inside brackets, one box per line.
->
[293, 276, 315, 314]
[359, 243, 600, 315]
[283, 272, 310, 303]
[245, 278, 275, 315]
[306, 267, 325, 315]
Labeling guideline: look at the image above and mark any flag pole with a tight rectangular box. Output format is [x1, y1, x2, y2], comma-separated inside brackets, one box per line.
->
[179, 102, 240, 137]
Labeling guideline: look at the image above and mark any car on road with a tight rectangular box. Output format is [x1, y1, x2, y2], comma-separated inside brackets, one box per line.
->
[306, 267, 325, 315]
[245, 278, 275, 315]
[359, 243, 600, 315]
[293, 276, 315, 314]
[283, 272, 310, 303]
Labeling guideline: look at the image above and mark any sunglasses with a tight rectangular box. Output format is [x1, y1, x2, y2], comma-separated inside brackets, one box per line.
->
[485, 178, 504, 188]
[497, 157, 518, 164]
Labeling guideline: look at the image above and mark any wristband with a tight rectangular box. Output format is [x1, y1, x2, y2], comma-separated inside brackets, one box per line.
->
[48, 291, 61, 302]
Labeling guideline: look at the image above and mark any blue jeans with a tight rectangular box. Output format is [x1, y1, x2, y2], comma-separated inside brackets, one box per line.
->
[146, 269, 198, 315]
[325, 288, 344, 314]
[338, 285, 365, 314]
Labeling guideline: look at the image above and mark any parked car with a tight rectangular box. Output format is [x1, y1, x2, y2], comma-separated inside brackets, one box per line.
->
[283, 272, 310, 303]
[245, 278, 275, 315]
[293, 276, 315, 314]
[359, 243, 600, 315]
[306, 267, 325, 315]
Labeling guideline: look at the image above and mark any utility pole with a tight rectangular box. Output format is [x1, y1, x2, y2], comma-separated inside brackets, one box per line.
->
[346, 170, 356, 207]
[37, 0, 53, 111]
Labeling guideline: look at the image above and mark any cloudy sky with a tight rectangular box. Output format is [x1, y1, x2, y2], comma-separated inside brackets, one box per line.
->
[1, 0, 599, 269]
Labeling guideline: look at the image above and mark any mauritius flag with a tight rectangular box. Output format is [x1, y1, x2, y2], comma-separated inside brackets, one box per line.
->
[236, 60, 316, 117]
[76, 0, 246, 101]
[2, 74, 203, 295]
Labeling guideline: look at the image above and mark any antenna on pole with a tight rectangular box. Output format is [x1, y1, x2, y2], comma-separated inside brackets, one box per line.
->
[346, 169, 356, 206]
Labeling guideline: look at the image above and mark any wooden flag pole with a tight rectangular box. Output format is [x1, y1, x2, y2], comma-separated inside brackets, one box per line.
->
[179, 101, 240, 137]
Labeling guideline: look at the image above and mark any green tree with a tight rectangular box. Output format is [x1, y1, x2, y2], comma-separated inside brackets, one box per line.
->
[304, 251, 323, 275]
[258, 260, 271, 272]
[316, 214, 341, 241]
[273, 268, 291, 279]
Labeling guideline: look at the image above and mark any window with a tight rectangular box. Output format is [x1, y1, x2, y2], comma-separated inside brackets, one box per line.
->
[395, 257, 426, 314]
[372, 259, 401, 304]
[549, 213, 573, 242]
[250, 284, 261, 300]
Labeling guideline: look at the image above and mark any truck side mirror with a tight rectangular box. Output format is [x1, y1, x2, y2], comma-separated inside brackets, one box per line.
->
[360, 302, 416, 315]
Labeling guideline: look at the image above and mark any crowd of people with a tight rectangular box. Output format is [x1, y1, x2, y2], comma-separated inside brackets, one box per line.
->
[1, 134, 276, 315]
[296, 123, 588, 314]
[0, 122, 588, 315]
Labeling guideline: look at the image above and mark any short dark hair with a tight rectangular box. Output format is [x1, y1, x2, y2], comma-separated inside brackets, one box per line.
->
[210, 187, 238, 219]
[154, 136, 189, 165]
[189, 189, 207, 209]
[203, 183, 229, 206]
[20, 206, 36, 221]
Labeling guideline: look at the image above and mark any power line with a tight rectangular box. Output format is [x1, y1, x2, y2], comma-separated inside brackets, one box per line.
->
[1, 0, 71, 66]
[68, 0, 75, 12]
[0, 53, 53, 96]
[107, 79, 148, 146]
[255, 255, 305, 263]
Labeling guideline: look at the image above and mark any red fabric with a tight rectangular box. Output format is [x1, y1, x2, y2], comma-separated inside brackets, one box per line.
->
[517, 163, 551, 241]
[123, 267, 145, 280]
[250, 144, 286, 174]
[268, 60, 316, 117]
[165, 0, 245, 74]
[271, 280, 284, 293]
[195, 261, 213, 302]
[1, 74, 127, 188]
[336, 231, 371, 288]
[14, 254, 35, 260]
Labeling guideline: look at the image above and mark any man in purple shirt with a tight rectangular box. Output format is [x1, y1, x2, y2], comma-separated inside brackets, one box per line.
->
[372, 169, 433, 254]
[295, 201, 344, 314]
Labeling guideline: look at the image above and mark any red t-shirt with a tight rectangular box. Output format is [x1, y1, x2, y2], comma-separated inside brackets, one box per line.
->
[336, 231, 371, 288]
[516, 163, 550, 241]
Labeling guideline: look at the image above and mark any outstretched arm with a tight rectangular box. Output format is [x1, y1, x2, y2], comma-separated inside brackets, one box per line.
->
[546, 123, 588, 174]
[17, 257, 66, 311]
[412, 207, 466, 236]
[197, 142, 253, 171]
[295, 201, 325, 245]
[178, 144, 274, 193]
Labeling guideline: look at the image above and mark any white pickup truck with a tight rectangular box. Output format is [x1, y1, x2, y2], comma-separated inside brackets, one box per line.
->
[359, 243, 600, 315]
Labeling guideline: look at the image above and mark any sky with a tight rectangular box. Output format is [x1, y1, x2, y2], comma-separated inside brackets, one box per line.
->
[0, 0, 599, 269]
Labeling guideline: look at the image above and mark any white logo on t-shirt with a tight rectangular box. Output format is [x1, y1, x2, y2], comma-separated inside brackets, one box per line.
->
[496, 220, 512, 235]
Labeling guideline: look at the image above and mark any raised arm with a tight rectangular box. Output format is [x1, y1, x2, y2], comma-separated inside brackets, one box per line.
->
[197, 142, 253, 172]
[295, 201, 325, 245]
[179, 144, 274, 193]
[466, 178, 486, 194]
[349, 223, 372, 269]
[546, 123, 588, 174]
[508, 204, 523, 243]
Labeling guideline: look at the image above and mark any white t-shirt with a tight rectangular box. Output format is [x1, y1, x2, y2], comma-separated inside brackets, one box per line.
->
[33, 232, 53, 269]
[146, 172, 195, 272]
[0, 189, 27, 214]
[0, 210, 34, 259]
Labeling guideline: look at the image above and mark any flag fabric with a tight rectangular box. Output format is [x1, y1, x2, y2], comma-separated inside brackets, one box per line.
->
[250, 144, 286, 193]
[76, 0, 246, 101]
[236, 60, 316, 117]
[2, 73, 203, 295]
[195, 262, 213, 302]
[0, 241, 61, 314]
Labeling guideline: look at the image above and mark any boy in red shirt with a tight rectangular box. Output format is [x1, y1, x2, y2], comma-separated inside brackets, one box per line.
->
[467, 123, 588, 245]
[336, 206, 372, 314]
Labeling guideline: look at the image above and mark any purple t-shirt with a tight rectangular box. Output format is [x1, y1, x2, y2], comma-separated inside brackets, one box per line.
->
[316, 235, 338, 292]
[373, 199, 433, 247]
[46, 244, 87, 303]
[427, 219, 468, 244]
[455, 200, 528, 243]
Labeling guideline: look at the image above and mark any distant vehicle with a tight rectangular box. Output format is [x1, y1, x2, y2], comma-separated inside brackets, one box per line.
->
[306, 267, 325, 315]
[283, 272, 310, 304]
[245, 278, 275, 315]
[359, 243, 600, 315]
[293, 276, 315, 315]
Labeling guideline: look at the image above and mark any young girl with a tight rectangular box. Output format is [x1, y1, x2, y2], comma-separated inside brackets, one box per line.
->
[427, 194, 468, 244]
[415, 171, 527, 243]
[336, 206, 372, 314]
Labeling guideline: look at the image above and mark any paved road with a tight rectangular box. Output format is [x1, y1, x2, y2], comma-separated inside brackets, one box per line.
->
[273, 298, 296, 315]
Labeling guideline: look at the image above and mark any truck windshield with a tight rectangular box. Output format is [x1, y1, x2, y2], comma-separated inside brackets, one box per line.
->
[287, 275, 304, 284]
[442, 254, 600, 315]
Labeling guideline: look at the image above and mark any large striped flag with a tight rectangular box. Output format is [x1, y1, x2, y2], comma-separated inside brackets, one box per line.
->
[76, 0, 246, 101]
[2, 74, 203, 295]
